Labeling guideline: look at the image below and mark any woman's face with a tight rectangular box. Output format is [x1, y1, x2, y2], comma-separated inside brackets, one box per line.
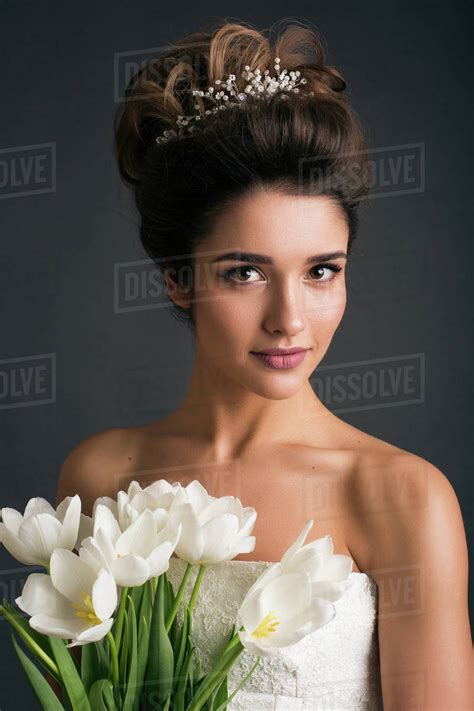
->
[171, 189, 349, 401]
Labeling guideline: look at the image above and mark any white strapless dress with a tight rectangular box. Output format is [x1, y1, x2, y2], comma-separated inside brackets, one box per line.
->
[167, 557, 384, 710]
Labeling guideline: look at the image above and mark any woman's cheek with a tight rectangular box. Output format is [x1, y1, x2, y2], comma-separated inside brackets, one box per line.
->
[307, 286, 347, 335]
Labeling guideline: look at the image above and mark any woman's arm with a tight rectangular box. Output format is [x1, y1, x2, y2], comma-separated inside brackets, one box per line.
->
[366, 456, 472, 710]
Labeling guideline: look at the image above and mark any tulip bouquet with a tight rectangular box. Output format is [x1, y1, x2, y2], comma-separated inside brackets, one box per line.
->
[0, 479, 355, 710]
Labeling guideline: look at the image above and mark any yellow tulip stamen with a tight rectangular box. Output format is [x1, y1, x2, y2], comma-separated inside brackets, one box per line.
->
[72, 592, 101, 625]
[251, 610, 280, 639]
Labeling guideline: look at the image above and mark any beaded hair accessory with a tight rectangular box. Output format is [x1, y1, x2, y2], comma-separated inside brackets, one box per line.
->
[155, 57, 314, 144]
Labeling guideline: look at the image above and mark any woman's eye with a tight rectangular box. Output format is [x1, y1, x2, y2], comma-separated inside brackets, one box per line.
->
[221, 266, 263, 283]
[308, 263, 342, 283]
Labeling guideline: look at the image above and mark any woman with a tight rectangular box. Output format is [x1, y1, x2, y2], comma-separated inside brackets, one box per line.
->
[56, 19, 472, 709]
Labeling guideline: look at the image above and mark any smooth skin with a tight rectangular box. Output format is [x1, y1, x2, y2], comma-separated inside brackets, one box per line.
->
[57, 189, 473, 709]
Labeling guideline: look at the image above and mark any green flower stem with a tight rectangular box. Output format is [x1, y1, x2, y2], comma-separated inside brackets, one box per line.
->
[187, 564, 206, 615]
[221, 628, 244, 656]
[214, 656, 262, 711]
[164, 562, 194, 633]
[106, 631, 119, 688]
[113, 585, 129, 649]
[0, 604, 60, 679]
[188, 643, 243, 711]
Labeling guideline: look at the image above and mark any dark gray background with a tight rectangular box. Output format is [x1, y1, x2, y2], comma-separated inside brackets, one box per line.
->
[1, 1, 472, 707]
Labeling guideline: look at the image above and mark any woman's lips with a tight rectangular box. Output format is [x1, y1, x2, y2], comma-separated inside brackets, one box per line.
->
[250, 350, 309, 370]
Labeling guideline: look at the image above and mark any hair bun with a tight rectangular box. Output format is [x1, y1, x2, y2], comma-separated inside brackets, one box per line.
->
[114, 19, 349, 184]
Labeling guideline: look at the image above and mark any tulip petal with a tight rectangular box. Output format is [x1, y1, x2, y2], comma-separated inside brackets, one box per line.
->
[16, 573, 71, 618]
[28, 614, 88, 639]
[312, 553, 354, 582]
[280, 520, 314, 566]
[225, 535, 256, 559]
[201, 514, 239, 563]
[312, 577, 355, 602]
[76, 513, 94, 548]
[258, 572, 312, 619]
[92, 527, 117, 565]
[91, 568, 117, 621]
[115, 510, 156, 558]
[111, 555, 150, 587]
[184, 480, 211, 514]
[128, 491, 160, 514]
[19, 514, 62, 564]
[57, 496, 81, 550]
[151, 508, 168, 530]
[23, 498, 56, 518]
[238, 508, 258, 537]
[146, 541, 174, 578]
[0, 508, 23, 535]
[169, 503, 204, 564]
[144, 480, 177, 500]
[238, 562, 282, 608]
[199, 496, 237, 525]
[78, 536, 110, 573]
[238, 629, 280, 658]
[93, 505, 121, 544]
[67, 618, 114, 647]
[272, 597, 336, 645]
[50, 549, 97, 603]
[238, 587, 268, 632]
[0, 522, 34, 565]
[93, 496, 118, 519]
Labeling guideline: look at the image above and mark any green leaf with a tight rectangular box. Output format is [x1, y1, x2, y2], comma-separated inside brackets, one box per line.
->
[174, 644, 195, 711]
[48, 636, 92, 711]
[11, 633, 64, 710]
[174, 608, 190, 693]
[88, 679, 115, 710]
[130, 585, 143, 615]
[134, 615, 149, 711]
[162, 574, 171, 621]
[162, 691, 171, 711]
[122, 596, 138, 711]
[0, 602, 60, 682]
[211, 674, 228, 710]
[119, 609, 129, 685]
[144, 573, 174, 709]
[138, 581, 151, 633]
[95, 639, 109, 676]
[81, 643, 102, 695]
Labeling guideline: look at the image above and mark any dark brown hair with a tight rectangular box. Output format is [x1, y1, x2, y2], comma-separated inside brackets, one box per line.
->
[114, 18, 370, 329]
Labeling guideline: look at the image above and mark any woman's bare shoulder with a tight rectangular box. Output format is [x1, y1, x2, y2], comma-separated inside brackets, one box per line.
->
[346, 434, 464, 573]
[55, 426, 142, 514]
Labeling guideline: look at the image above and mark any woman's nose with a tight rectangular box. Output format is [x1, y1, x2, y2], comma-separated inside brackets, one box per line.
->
[262, 281, 306, 336]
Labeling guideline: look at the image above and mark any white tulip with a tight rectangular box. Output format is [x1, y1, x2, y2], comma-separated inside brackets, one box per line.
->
[78, 504, 182, 587]
[0, 496, 81, 566]
[78, 479, 181, 544]
[166, 480, 257, 565]
[236, 520, 355, 657]
[280, 519, 355, 602]
[237, 566, 336, 657]
[16, 548, 117, 647]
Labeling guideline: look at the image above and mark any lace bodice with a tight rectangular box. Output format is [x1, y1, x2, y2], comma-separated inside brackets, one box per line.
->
[167, 557, 384, 710]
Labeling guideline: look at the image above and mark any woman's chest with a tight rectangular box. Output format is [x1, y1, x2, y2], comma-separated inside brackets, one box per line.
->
[129, 436, 359, 569]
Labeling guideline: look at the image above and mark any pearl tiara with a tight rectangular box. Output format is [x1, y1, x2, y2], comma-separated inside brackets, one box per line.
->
[155, 57, 314, 145]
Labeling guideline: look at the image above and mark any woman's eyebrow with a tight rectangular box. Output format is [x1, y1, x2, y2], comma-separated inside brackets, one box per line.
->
[211, 250, 348, 265]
